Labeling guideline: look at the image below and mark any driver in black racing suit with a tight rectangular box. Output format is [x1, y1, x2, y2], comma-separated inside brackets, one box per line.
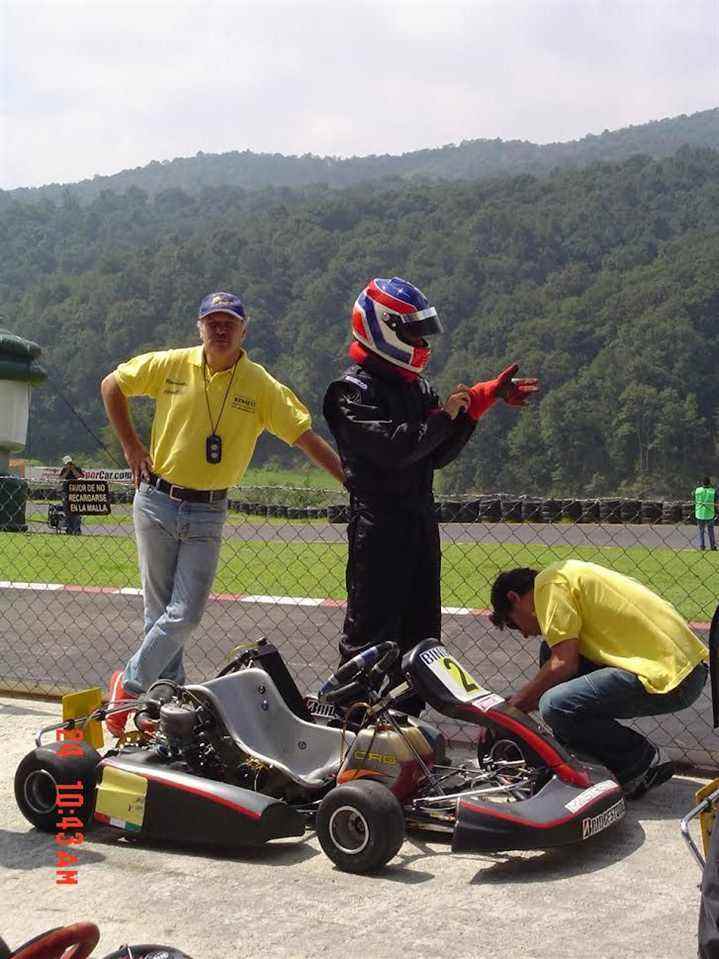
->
[323, 277, 538, 711]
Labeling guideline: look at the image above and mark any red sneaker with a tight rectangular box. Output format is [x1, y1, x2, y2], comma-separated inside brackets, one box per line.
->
[106, 670, 138, 738]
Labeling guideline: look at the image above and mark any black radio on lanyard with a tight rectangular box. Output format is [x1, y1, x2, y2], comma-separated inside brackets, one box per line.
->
[202, 355, 239, 464]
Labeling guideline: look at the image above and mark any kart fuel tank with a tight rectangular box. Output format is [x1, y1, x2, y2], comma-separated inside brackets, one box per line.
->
[94, 751, 305, 848]
[338, 722, 434, 801]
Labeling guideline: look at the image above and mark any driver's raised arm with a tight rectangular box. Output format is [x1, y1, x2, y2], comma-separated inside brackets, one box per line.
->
[323, 381, 464, 470]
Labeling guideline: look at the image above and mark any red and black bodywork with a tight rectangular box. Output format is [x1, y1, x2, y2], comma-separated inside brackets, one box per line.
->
[94, 751, 305, 848]
[400, 640, 625, 852]
[14, 636, 625, 872]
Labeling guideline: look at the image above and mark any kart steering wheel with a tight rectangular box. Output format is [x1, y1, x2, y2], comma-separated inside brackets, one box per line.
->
[318, 642, 399, 704]
[10, 923, 100, 959]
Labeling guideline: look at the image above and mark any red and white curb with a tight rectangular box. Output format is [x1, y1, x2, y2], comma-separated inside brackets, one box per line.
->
[0, 579, 488, 618]
[0, 581, 710, 629]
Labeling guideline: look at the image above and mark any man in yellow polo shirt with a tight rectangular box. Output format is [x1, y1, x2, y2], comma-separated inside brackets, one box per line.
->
[100, 290, 344, 736]
[489, 560, 708, 797]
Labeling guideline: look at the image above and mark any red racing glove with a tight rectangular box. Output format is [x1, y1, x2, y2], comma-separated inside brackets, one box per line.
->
[467, 363, 538, 421]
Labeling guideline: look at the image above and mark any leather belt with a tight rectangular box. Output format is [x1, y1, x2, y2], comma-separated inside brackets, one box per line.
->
[147, 473, 227, 504]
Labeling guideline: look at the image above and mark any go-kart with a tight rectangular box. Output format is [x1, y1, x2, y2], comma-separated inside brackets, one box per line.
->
[15, 637, 625, 873]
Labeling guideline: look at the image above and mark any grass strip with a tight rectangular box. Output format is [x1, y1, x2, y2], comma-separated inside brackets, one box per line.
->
[1, 533, 717, 621]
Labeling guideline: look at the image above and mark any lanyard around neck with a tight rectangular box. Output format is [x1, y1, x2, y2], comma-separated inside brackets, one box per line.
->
[202, 353, 239, 436]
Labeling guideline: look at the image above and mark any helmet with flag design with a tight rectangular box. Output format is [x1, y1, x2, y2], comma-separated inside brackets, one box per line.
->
[351, 277, 443, 373]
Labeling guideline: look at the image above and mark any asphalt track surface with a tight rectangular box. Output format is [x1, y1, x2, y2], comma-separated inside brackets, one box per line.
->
[33, 510, 704, 548]
[0, 694, 714, 959]
[1, 581, 715, 767]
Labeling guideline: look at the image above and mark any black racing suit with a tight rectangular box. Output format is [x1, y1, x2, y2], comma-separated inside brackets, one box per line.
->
[323, 352, 475, 705]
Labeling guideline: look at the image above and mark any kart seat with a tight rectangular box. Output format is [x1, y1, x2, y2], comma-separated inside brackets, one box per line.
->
[186, 670, 354, 790]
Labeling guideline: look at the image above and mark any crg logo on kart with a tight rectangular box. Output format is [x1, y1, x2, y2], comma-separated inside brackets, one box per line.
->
[581, 799, 626, 839]
[354, 749, 397, 765]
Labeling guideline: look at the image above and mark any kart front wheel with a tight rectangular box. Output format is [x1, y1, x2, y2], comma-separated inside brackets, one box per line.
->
[14, 741, 100, 832]
[317, 780, 405, 873]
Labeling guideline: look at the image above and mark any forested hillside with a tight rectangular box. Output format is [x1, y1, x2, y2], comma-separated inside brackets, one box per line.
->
[3, 146, 719, 498]
[3, 108, 718, 206]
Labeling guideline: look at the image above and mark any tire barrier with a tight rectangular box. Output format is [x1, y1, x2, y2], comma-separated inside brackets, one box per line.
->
[540, 498, 563, 523]
[520, 497, 543, 522]
[620, 499, 641, 523]
[328, 504, 350, 524]
[577, 499, 600, 523]
[598, 498, 622, 523]
[27, 487, 701, 526]
[500, 497, 522, 521]
[477, 496, 501, 522]
[439, 500, 462, 523]
[662, 501, 683, 524]
[641, 500, 663, 523]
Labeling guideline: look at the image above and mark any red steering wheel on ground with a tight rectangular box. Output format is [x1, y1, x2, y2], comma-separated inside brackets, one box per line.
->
[11, 923, 100, 959]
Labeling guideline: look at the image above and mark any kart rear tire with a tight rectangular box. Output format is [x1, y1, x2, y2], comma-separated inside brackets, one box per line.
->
[317, 780, 405, 873]
[14, 741, 100, 832]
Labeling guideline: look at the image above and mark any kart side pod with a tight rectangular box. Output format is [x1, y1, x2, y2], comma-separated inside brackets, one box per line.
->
[95, 753, 306, 847]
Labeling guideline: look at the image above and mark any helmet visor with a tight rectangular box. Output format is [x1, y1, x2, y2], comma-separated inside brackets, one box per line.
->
[393, 306, 443, 344]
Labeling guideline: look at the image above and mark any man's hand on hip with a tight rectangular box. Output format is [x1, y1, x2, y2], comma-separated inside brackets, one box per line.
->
[123, 440, 153, 487]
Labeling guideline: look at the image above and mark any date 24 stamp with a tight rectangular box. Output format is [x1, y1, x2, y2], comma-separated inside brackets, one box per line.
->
[54, 727, 86, 885]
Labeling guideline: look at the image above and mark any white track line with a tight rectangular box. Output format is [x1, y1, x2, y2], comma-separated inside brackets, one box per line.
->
[0, 581, 710, 628]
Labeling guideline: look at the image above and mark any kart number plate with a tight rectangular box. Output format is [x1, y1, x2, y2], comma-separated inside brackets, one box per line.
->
[420, 646, 491, 703]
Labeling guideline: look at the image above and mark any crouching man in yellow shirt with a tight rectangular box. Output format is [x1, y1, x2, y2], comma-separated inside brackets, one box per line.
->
[100, 290, 345, 737]
[489, 559, 708, 798]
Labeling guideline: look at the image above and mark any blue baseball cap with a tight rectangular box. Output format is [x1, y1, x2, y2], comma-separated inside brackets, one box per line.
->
[198, 291, 246, 321]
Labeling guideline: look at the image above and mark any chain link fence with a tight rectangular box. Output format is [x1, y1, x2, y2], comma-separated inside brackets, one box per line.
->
[0, 478, 717, 767]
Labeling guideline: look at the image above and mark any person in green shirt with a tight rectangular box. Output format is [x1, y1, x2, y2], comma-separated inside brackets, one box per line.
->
[694, 476, 717, 551]
[489, 559, 708, 798]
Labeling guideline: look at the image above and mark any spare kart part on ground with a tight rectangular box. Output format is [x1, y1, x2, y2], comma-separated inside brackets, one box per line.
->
[682, 602, 719, 870]
[15, 636, 626, 873]
[0, 921, 193, 959]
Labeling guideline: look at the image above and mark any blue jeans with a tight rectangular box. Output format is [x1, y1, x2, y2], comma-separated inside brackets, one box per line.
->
[65, 511, 82, 534]
[123, 482, 226, 693]
[698, 519, 716, 550]
[538, 647, 707, 782]
[62, 488, 82, 534]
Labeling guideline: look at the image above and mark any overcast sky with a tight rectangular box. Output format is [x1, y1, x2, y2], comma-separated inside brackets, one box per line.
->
[1, 0, 717, 190]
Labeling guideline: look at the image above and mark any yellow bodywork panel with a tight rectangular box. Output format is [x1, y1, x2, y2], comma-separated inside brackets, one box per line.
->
[62, 688, 104, 750]
[695, 779, 719, 858]
[95, 766, 148, 829]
